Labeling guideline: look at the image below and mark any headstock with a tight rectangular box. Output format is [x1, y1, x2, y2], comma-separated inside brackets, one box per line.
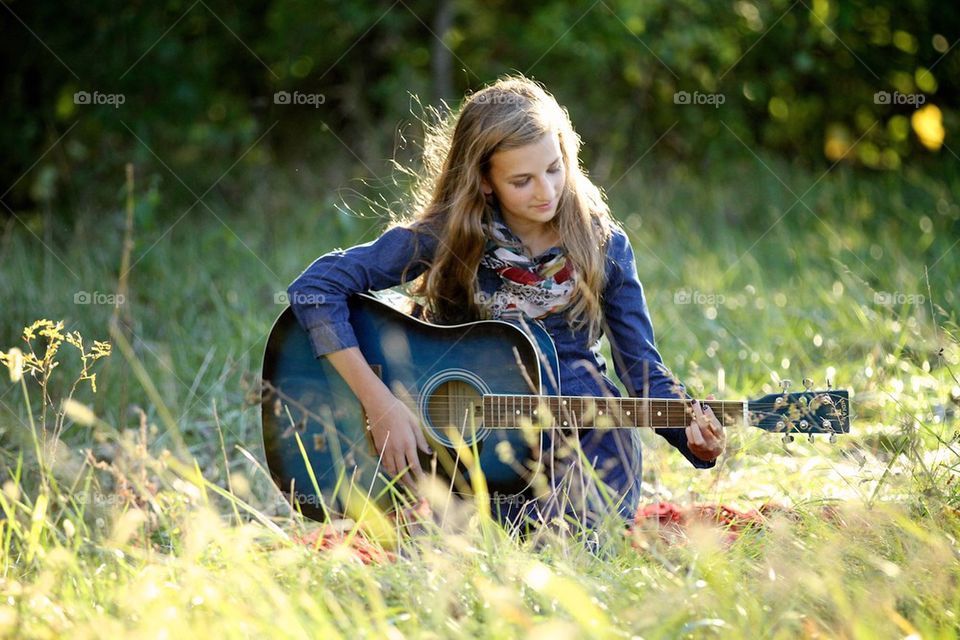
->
[748, 378, 850, 442]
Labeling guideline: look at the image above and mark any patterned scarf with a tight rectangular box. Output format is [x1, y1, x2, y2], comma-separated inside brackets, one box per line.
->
[478, 201, 575, 320]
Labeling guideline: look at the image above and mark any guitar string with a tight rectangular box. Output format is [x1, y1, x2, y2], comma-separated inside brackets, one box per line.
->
[428, 393, 844, 405]
[428, 396, 846, 428]
[415, 395, 842, 407]
[419, 396, 843, 414]
[425, 395, 844, 428]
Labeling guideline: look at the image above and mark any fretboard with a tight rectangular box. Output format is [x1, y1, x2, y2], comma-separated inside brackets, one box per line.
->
[480, 394, 748, 429]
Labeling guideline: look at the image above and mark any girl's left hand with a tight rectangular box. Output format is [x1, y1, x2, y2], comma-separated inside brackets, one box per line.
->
[686, 393, 726, 462]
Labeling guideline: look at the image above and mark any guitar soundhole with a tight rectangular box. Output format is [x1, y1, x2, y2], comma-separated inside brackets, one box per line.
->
[425, 380, 483, 442]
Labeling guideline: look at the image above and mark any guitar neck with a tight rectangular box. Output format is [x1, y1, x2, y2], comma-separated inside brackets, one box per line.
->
[481, 394, 748, 429]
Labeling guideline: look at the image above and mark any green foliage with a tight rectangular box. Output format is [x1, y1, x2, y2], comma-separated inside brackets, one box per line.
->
[3, 0, 958, 221]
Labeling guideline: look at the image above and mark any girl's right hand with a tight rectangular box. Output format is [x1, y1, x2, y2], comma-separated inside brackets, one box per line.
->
[362, 390, 433, 489]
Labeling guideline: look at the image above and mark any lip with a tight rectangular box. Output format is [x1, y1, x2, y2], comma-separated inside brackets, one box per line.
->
[533, 200, 555, 211]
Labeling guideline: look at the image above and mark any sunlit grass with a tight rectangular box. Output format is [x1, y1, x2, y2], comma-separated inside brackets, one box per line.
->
[0, 159, 958, 637]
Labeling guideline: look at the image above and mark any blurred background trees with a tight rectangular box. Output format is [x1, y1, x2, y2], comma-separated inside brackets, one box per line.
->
[2, 0, 957, 221]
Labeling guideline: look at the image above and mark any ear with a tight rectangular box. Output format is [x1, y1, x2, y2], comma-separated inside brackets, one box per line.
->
[480, 178, 493, 197]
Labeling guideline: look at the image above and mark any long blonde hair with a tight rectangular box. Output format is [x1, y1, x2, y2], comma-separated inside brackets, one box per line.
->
[393, 73, 616, 344]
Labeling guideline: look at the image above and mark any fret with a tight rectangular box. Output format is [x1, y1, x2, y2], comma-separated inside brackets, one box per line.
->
[650, 399, 661, 427]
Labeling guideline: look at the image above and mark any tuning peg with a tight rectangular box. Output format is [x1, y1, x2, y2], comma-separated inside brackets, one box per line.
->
[803, 377, 814, 391]
[782, 434, 794, 444]
[826, 378, 832, 391]
[780, 379, 792, 392]
[808, 433, 815, 443]
[828, 433, 838, 444]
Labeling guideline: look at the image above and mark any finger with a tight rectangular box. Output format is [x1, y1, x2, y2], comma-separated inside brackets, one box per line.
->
[703, 395, 725, 436]
[701, 424, 717, 448]
[703, 395, 716, 424]
[688, 398, 700, 423]
[697, 402, 715, 437]
[382, 454, 397, 479]
[686, 425, 700, 451]
[392, 453, 415, 489]
[699, 413, 719, 445]
[710, 418, 725, 442]
[389, 458, 402, 478]
[413, 422, 433, 455]
[702, 405, 721, 434]
[692, 399, 706, 427]
[406, 442, 424, 480]
[687, 420, 706, 447]
[401, 467, 416, 490]
[714, 421, 727, 442]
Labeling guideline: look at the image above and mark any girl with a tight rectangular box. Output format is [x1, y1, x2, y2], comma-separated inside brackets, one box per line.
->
[286, 74, 724, 535]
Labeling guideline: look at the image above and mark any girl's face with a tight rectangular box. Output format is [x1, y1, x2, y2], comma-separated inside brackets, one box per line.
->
[481, 131, 566, 235]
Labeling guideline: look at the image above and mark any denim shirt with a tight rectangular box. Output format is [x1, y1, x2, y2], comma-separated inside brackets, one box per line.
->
[287, 209, 715, 526]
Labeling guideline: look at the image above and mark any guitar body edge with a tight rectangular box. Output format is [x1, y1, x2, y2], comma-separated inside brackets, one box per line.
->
[260, 293, 561, 521]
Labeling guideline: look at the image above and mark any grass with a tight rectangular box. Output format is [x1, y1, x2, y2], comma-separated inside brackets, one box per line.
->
[0, 155, 958, 638]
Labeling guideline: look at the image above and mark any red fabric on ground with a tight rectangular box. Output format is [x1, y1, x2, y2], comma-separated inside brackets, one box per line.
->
[629, 501, 792, 546]
[289, 498, 431, 564]
[290, 527, 397, 564]
[290, 500, 793, 562]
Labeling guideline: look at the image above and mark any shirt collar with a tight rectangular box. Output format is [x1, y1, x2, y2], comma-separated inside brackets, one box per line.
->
[485, 198, 523, 248]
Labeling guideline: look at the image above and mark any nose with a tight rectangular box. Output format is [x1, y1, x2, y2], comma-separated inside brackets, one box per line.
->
[535, 176, 556, 202]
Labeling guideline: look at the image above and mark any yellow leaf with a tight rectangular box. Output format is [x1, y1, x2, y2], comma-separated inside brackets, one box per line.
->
[911, 104, 944, 151]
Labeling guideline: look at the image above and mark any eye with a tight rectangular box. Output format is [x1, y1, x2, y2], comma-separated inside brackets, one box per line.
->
[511, 164, 561, 188]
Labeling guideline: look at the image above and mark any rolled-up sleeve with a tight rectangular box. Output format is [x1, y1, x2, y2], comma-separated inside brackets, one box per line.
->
[601, 226, 715, 469]
[286, 225, 437, 358]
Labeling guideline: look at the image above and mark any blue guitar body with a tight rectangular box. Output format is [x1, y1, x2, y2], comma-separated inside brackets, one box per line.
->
[260, 293, 559, 519]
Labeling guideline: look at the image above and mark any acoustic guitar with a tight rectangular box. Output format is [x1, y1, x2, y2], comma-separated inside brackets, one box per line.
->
[259, 293, 850, 521]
